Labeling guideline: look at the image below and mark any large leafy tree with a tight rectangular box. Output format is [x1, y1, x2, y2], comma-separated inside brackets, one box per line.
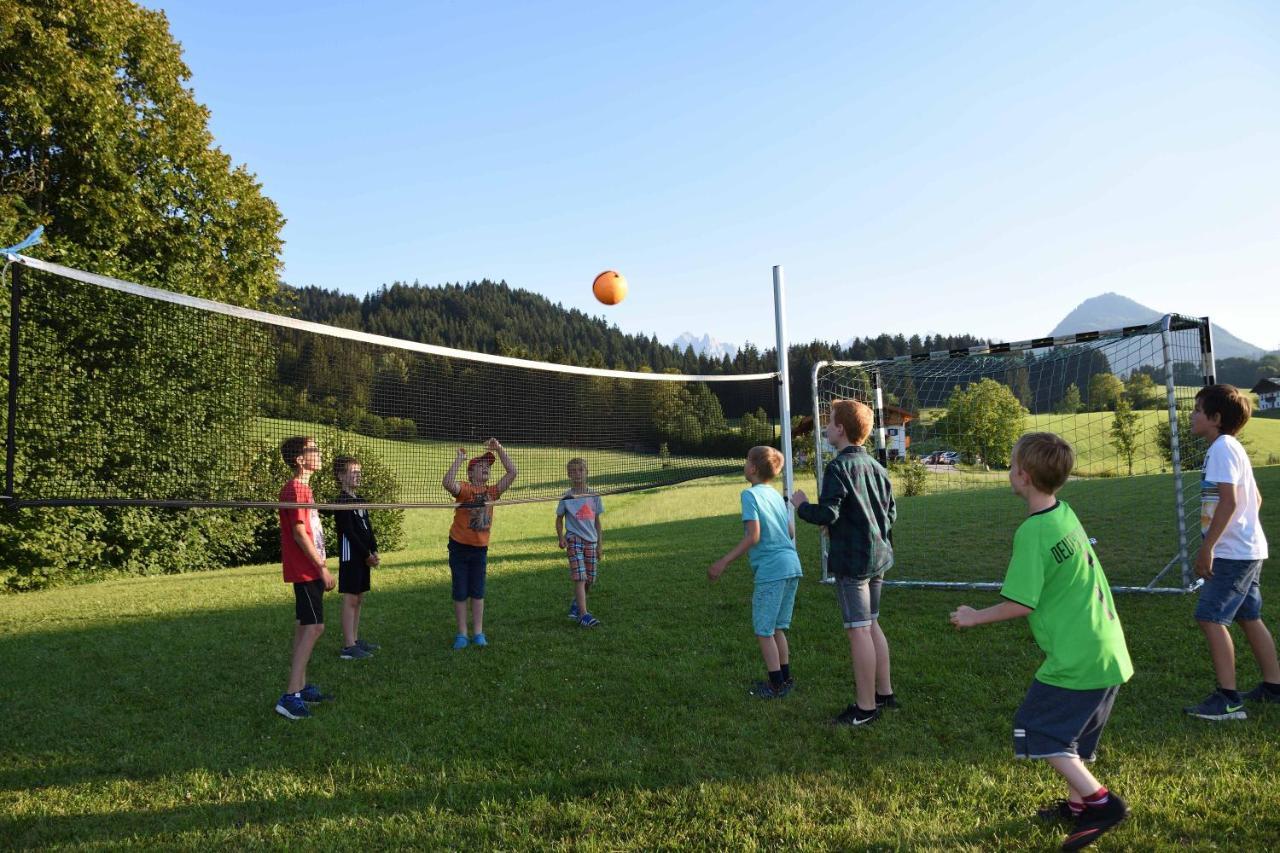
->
[1, 0, 285, 589]
[938, 378, 1027, 469]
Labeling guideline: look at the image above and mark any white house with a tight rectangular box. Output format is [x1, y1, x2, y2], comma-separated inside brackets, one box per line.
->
[1251, 378, 1280, 412]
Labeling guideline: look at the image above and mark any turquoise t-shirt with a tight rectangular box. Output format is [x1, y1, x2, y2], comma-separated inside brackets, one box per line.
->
[1000, 500, 1133, 690]
[741, 484, 803, 584]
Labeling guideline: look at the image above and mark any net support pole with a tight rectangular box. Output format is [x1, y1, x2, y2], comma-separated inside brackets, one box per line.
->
[1200, 316, 1216, 385]
[5, 262, 21, 506]
[1160, 314, 1191, 588]
[773, 265, 794, 520]
[811, 360, 831, 582]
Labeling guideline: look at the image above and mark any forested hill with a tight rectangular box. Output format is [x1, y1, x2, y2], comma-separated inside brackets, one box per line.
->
[282, 279, 988, 376]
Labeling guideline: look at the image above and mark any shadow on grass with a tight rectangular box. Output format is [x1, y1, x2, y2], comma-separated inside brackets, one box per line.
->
[2, 509, 1279, 847]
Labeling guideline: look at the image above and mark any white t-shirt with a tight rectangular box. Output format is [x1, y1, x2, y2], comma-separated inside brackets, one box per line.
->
[1201, 434, 1267, 560]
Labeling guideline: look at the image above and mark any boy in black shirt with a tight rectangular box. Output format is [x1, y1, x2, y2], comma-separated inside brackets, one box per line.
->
[333, 455, 381, 660]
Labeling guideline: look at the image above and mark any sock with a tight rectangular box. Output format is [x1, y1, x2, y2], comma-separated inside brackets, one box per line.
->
[1082, 787, 1109, 809]
[876, 692, 895, 702]
[1219, 686, 1242, 702]
[768, 669, 785, 688]
[1263, 681, 1280, 694]
[780, 664, 791, 682]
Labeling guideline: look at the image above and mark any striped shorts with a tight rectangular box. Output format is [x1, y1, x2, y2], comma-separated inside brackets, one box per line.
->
[566, 534, 599, 583]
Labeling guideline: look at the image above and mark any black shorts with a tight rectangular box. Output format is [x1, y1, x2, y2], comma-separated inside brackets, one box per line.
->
[448, 539, 487, 601]
[1013, 679, 1120, 761]
[293, 579, 326, 625]
[338, 562, 371, 595]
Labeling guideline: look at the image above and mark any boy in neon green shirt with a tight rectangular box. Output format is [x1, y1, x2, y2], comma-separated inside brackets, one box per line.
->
[950, 432, 1132, 852]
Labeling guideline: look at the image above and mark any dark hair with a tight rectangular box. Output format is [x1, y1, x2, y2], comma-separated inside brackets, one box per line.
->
[332, 455, 360, 479]
[1195, 384, 1251, 436]
[280, 435, 314, 470]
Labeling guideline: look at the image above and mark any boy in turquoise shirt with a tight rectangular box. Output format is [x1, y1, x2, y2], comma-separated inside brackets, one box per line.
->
[951, 432, 1132, 852]
[709, 446, 803, 699]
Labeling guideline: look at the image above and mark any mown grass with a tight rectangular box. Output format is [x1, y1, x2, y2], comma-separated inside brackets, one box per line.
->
[2, 470, 1279, 849]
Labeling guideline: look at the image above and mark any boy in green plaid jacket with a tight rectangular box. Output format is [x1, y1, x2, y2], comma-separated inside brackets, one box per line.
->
[791, 399, 897, 726]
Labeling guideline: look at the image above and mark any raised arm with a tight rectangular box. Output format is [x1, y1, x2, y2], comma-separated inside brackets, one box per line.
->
[488, 438, 518, 494]
[443, 447, 467, 496]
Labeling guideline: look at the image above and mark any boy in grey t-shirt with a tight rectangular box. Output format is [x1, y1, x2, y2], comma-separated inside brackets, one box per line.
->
[556, 457, 605, 627]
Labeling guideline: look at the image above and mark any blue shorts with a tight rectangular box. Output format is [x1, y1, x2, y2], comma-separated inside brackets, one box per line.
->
[835, 574, 882, 628]
[752, 577, 799, 637]
[1194, 558, 1264, 624]
[448, 539, 487, 601]
[1013, 679, 1120, 761]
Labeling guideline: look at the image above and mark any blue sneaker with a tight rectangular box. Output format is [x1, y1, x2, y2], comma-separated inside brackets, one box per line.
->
[1183, 690, 1247, 721]
[473, 633, 488, 647]
[579, 613, 601, 628]
[567, 600, 580, 620]
[452, 634, 469, 650]
[355, 638, 380, 652]
[339, 644, 372, 660]
[275, 693, 311, 720]
[298, 684, 334, 703]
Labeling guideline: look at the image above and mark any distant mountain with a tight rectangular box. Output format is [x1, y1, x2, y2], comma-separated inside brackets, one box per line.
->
[672, 331, 738, 360]
[1050, 293, 1266, 361]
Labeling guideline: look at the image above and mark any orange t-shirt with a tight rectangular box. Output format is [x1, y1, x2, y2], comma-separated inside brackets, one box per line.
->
[449, 483, 501, 547]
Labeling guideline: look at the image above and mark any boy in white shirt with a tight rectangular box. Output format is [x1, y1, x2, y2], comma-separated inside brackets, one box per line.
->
[1183, 384, 1280, 720]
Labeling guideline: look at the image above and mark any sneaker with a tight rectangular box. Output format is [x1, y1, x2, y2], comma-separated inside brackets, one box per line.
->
[1036, 799, 1077, 824]
[1243, 682, 1280, 704]
[1183, 690, 1247, 721]
[355, 638, 380, 652]
[783, 677, 797, 693]
[567, 600, 581, 620]
[579, 613, 601, 628]
[472, 633, 488, 647]
[275, 693, 311, 720]
[451, 634, 469, 650]
[832, 704, 880, 727]
[340, 644, 372, 660]
[749, 680, 790, 699]
[876, 692, 900, 709]
[1060, 792, 1129, 851]
[298, 684, 333, 703]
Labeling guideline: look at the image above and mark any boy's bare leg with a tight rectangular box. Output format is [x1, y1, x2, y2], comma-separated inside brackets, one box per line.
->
[1045, 755, 1103, 800]
[454, 601, 469, 636]
[757, 634, 781, 672]
[774, 629, 790, 668]
[472, 598, 484, 635]
[575, 580, 588, 615]
[287, 622, 325, 694]
[871, 620, 893, 695]
[847, 626, 878, 710]
[342, 593, 359, 648]
[1198, 621, 1238, 690]
[1239, 618, 1280, 682]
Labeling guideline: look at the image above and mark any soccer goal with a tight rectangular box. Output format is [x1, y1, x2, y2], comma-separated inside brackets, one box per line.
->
[810, 317, 1215, 593]
[1, 255, 784, 511]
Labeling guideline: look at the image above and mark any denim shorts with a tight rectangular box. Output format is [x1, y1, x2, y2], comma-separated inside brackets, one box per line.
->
[448, 539, 487, 601]
[1013, 679, 1120, 761]
[835, 574, 882, 628]
[752, 577, 799, 637]
[1194, 558, 1264, 624]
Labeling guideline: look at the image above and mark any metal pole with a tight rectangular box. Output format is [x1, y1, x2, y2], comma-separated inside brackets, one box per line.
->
[812, 360, 830, 582]
[1160, 314, 1191, 588]
[773, 265, 794, 519]
[5, 262, 21, 506]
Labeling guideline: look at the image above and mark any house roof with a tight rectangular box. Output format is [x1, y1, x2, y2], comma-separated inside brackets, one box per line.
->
[1251, 377, 1280, 394]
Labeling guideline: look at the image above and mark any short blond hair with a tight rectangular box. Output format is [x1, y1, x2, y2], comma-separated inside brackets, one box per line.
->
[1013, 432, 1074, 494]
[566, 457, 587, 469]
[748, 446, 784, 482]
[831, 399, 873, 445]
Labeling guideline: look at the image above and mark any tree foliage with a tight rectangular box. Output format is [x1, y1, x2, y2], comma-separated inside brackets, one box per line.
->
[1087, 372, 1125, 412]
[937, 378, 1027, 469]
[1110, 400, 1142, 476]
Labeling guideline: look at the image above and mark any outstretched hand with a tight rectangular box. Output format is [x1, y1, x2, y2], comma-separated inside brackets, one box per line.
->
[486, 437, 503, 452]
[950, 605, 978, 629]
[789, 489, 809, 507]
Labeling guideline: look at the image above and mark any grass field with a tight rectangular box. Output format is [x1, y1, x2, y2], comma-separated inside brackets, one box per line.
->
[3, 468, 1279, 848]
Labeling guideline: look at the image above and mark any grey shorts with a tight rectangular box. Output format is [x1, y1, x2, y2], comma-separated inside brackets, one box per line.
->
[1013, 679, 1120, 761]
[835, 574, 882, 628]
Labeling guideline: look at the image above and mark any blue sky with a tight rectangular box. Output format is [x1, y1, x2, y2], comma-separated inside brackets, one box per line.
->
[148, 0, 1280, 352]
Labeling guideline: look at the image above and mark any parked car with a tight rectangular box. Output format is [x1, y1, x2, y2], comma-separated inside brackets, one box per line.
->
[939, 451, 960, 465]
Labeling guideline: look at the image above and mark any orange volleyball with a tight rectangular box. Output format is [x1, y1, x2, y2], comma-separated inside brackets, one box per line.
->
[592, 270, 628, 305]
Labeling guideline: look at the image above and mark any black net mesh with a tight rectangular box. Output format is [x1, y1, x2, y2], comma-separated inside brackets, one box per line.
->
[6, 261, 779, 508]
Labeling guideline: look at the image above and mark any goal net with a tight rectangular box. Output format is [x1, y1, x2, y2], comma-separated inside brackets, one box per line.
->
[2, 256, 779, 510]
[810, 317, 1214, 592]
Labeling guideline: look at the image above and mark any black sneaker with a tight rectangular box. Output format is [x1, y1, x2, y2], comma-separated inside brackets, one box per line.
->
[749, 680, 790, 699]
[783, 677, 796, 693]
[1036, 799, 1076, 823]
[1242, 682, 1280, 704]
[1060, 792, 1129, 851]
[1183, 690, 1246, 721]
[876, 692, 900, 709]
[832, 704, 880, 726]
